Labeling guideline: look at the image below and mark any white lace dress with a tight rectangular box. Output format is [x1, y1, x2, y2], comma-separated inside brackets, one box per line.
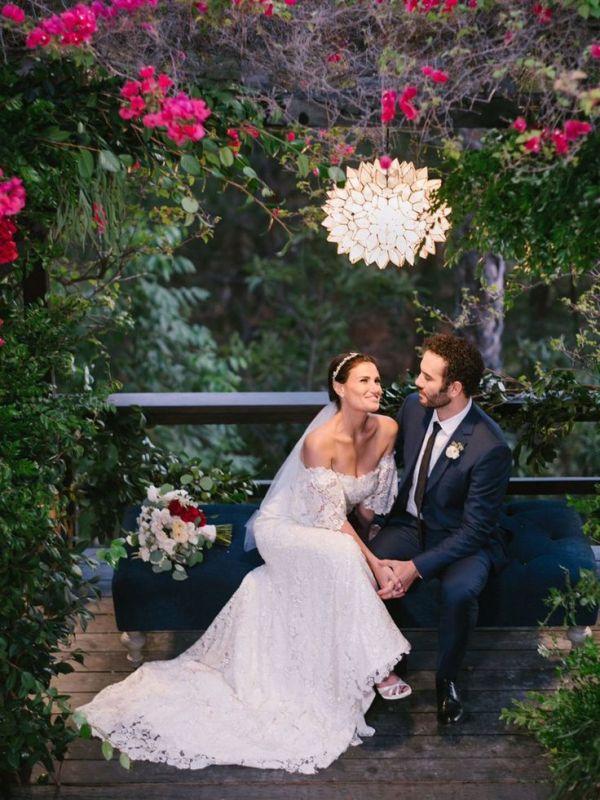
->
[79, 454, 410, 774]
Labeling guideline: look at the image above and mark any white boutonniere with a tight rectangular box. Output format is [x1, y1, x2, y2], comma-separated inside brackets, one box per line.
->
[445, 441, 464, 460]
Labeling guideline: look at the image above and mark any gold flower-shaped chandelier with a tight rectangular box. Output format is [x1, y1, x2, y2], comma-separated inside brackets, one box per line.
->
[321, 158, 451, 269]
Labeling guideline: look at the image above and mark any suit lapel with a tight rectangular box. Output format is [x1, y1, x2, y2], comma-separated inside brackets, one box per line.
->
[424, 405, 478, 495]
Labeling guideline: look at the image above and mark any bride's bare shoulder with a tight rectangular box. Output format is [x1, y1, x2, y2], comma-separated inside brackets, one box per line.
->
[302, 426, 335, 469]
[374, 414, 399, 452]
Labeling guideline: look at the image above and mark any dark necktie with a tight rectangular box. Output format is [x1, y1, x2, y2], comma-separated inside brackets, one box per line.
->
[414, 421, 442, 518]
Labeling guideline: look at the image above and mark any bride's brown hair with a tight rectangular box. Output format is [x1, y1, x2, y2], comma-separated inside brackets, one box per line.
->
[328, 353, 379, 408]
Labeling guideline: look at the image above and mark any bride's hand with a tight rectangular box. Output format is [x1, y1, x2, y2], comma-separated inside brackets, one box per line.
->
[371, 561, 398, 598]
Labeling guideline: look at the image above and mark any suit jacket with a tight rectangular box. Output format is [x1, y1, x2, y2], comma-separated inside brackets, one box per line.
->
[392, 393, 512, 580]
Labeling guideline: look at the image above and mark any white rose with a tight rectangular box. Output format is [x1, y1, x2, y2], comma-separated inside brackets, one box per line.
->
[146, 485, 160, 503]
[200, 524, 217, 544]
[446, 444, 461, 460]
[162, 538, 176, 556]
[139, 547, 150, 562]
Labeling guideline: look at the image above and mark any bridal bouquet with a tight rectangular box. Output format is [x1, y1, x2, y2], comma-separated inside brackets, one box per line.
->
[127, 485, 232, 580]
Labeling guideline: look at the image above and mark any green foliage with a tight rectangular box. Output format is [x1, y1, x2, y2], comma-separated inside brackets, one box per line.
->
[568, 487, 600, 544]
[440, 131, 600, 284]
[383, 369, 600, 473]
[244, 233, 415, 391]
[501, 571, 600, 799]
[0, 297, 105, 783]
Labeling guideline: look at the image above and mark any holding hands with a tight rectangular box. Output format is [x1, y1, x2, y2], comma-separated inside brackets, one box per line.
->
[375, 559, 420, 600]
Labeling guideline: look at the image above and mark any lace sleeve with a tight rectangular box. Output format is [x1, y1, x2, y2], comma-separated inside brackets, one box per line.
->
[291, 467, 348, 530]
[362, 453, 398, 515]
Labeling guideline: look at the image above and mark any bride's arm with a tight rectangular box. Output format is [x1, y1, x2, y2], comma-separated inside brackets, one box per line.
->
[303, 431, 396, 595]
[355, 416, 399, 536]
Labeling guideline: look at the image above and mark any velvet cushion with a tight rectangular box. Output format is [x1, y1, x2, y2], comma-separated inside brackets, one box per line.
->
[112, 503, 263, 632]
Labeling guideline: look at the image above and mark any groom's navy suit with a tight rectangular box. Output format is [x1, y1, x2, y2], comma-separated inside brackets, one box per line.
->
[370, 392, 512, 680]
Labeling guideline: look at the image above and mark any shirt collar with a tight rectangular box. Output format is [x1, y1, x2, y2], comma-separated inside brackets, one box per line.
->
[432, 398, 472, 436]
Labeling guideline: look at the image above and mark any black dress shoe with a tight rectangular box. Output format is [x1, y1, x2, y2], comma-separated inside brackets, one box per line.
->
[436, 677, 465, 725]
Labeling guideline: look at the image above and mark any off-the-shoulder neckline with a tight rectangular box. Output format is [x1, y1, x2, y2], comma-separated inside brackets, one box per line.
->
[300, 451, 394, 480]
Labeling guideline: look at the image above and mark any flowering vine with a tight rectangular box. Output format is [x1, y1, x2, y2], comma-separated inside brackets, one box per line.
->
[119, 66, 211, 146]
[0, 169, 26, 266]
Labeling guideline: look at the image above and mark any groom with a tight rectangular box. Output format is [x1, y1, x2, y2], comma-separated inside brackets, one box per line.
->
[370, 333, 512, 724]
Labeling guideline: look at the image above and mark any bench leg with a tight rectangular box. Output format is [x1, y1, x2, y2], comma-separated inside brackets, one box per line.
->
[121, 631, 146, 667]
[566, 625, 592, 648]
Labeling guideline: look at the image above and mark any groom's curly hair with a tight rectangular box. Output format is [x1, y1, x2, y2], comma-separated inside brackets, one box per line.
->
[423, 334, 484, 397]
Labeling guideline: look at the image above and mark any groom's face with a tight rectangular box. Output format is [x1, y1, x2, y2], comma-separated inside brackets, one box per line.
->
[415, 350, 452, 409]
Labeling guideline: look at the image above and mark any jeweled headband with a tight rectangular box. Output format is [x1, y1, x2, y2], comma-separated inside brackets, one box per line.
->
[332, 352, 360, 382]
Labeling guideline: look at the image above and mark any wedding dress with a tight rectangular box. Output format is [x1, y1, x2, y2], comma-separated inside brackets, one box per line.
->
[79, 405, 410, 774]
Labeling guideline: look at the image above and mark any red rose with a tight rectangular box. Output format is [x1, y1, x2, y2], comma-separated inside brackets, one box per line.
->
[168, 499, 206, 526]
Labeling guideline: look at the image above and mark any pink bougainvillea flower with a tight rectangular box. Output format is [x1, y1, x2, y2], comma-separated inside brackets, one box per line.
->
[0, 174, 26, 218]
[512, 117, 527, 133]
[327, 52, 343, 63]
[591, 44, 600, 58]
[523, 135, 541, 153]
[121, 80, 142, 99]
[0, 218, 18, 264]
[1, 4, 26, 23]
[92, 202, 107, 235]
[467, 0, 477, 7]
[442, 0, 458, 13]
[551, 131, 569, 155]
[399, 86, 419, 121]
[286, 131, 296, 142]
[563, 119, 592, 141]
[263, 3, 273, 14]
[241, 123, 260, 139]
[381, 90, 397, 124]
[532, 3, 552, 23]
[421, 65, 449, 83]
[378, 155, 392, 170]
[227, 128, 241, 152]
[26, 3, 97, 49]
[0, 337, 5, 347]
[194, 2, 209, 11]
[284, 0, 297, 5]
[157, 74, 174, 93]
[139, 66, 155, 80]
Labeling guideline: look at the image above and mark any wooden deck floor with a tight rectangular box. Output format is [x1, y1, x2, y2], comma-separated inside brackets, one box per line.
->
[11, 598, 598, 800]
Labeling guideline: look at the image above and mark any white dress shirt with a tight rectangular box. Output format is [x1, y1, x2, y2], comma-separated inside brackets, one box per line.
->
[406, 399, 472, 518]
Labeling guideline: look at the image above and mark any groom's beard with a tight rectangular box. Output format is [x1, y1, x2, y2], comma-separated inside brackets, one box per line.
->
[418, 388, 452, 409]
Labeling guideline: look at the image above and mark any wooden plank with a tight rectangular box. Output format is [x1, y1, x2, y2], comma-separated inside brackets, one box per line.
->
[62, 688, 552, 714]
[8, 782, 553, 800]
[108, 391, 329, 425]
[61, 628, 579, 653]
[51, 711, 523, 736]
[52, 667, 557, 695]
[65, 647, 558, 672]
[64, 733, 543, 761]
[49, 756, 553, 784]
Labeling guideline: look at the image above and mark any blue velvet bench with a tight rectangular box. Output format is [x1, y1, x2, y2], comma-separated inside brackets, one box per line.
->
[112, 500, 598, 665]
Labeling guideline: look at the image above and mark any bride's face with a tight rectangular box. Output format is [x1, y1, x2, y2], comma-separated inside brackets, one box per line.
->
[339, 362, 382, 412]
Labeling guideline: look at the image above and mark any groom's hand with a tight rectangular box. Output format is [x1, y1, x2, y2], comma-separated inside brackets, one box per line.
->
[380, 559, 420, 598]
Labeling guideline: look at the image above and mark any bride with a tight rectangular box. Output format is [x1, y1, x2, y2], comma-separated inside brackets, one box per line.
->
[79, 352, 411, 774]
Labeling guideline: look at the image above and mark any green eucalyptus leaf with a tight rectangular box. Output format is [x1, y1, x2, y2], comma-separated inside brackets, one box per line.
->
[99, 150, 121, 173]
[181, 196, 199, 214]
[219, 147, 235, 167]
[77, 150, 94, 179]
[181, 155, 203, 176]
